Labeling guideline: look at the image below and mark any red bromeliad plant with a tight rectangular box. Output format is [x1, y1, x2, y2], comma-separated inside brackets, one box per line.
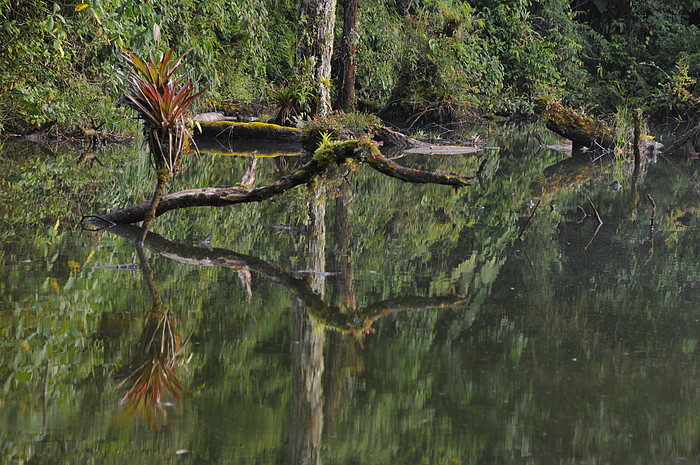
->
[122, 48, 201, 240]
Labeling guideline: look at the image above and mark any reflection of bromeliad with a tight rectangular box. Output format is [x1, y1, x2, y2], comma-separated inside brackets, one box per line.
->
[115, 308, 184, 431]
[114, 250, 186, 432]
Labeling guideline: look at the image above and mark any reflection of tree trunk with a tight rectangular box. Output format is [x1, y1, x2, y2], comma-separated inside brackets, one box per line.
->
[290, 301, 325, 465]
[330, 173, 354, 309]
[106, 224, 466, 332]
[325, 173, 361, 429]
[289, 185, 326, 465]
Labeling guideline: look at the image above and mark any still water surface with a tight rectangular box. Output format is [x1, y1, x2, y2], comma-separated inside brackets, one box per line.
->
[1, 126, 700, 464]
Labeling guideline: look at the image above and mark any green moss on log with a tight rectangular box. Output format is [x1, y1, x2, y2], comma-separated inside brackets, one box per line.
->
[195, 121, 302, 142]
[534, 97, 615, 150]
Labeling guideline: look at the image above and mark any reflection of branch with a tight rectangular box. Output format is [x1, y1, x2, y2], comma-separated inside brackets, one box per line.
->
[583, 222, 602, 251]
[517, 199, 540, 240]
[644, 194, 657, 265]
[660, 154, 700, 204]
[587, 197, 603, 225]
[107, 225, 467, 334]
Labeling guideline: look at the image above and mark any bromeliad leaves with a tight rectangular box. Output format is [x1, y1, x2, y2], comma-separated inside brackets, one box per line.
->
[122, 48, 201, 132]
[121, 48, 202, 242]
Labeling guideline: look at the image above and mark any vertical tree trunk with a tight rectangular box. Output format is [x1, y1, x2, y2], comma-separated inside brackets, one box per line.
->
[338, 0, 360, 111]
[297, 0, 337, 116]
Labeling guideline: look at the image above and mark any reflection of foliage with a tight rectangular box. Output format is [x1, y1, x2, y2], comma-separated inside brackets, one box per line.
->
[3, 126, 700, 463]
[115, 307, 184, 432]
[0, 141, 123, 237]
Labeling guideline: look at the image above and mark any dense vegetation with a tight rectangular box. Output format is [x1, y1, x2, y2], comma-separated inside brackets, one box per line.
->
[1, 0, 700, 134]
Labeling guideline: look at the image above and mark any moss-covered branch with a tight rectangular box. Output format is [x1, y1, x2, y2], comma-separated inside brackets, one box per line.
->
[91, 139, 473, 225]
[534, 98, 616, 150]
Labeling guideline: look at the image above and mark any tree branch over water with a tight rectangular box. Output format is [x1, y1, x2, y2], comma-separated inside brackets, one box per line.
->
[90, 139, 473, 225]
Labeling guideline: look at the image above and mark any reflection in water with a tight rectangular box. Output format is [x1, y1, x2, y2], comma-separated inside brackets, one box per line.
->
[106, 174, 467, 462]
[289, 183, 326, 465]
[113, 247, 185, 432]
[3, 128, 700, 463]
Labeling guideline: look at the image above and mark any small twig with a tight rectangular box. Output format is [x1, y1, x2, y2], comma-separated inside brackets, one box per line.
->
[42, 359, 51, 430]
[577, 205, 588, 224]
[80, 214, 116, 231]
[518, 199, 541, 240]
[477, 157, 488, 178]
[584, 222, 603, 251]
[590, 151, 607, 163]
[587, 197, 603, 225]
[239, 150, 258, 188]
[647, 194, 657, 233]
[530, 129, 546, 147]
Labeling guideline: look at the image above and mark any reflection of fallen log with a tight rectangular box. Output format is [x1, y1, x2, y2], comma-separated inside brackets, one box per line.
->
[530, 153, 615, 198]
[107, 224, 467, 334]
[661, 122, 700, 155]
[534, 98, 615, 150]
[191, 136, 302, 157]
[91, 139, 473, 225]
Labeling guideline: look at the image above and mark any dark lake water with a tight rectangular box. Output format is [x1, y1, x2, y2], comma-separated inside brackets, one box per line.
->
[1, 124, 700, 464]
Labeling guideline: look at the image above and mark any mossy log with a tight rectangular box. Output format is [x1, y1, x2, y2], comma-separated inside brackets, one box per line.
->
[194, 120, 302, 143]
[372, 126, 426, 148]
[534, 98, 616, 150]
[89, 139, 473, 225]
[193, 118, 426, 150]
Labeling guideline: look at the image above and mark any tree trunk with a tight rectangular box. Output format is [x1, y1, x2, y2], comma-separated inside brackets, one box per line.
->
[338, 0, 360, 111]
[297, 0, 337, 116]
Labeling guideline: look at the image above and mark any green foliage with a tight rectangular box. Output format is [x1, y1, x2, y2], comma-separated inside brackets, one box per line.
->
[2, 0, 700, 133]
[372, 0, 505, 123]
[268, 83, 316, 126]
[658, 59, 700, 118]
[572, 0, 700, 113]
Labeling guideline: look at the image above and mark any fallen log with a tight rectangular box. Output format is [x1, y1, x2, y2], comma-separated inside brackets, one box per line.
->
[372, 126, 426, 148]
[89, 139, 473, 225]
[194, 120, 302, 143]
[534, 97, 616, 151]
[193, 116, 429, 150]
[660, 121, 700, 155]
